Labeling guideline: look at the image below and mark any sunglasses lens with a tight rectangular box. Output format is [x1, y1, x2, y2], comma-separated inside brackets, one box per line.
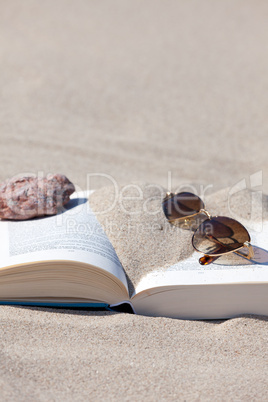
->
[192, 216, 250, 255]
[163, 192, 205, 221]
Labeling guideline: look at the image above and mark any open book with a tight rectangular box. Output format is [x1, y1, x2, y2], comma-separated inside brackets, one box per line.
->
[0, 191, 267, 319]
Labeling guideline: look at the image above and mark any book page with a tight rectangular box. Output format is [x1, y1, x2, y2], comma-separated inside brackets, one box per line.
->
[89, 184, 268, 298]
[0, 192, 128, 292]
[134, 222, 268, 296]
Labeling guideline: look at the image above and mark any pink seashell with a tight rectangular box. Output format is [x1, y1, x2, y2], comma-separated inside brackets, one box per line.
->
[0, 174, 75, 220]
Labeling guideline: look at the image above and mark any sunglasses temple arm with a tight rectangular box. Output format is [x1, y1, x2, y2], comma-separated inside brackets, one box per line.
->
[234, 242, 254, 260]
[198, 235, 226, 265]
[199, 235, 229, 265]
[199, 242, 254, 265]
[205, 234, 254, 258]
[199, 255, 221, 265]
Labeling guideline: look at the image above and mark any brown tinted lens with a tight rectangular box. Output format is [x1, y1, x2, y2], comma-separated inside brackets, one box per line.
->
[192, 216, 250, 256]
[163, 192, 204, 221]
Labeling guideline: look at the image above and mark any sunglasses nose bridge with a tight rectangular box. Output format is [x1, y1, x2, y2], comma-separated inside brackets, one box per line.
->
[164, 192, 175, 201]
[199, 209, 211, 220]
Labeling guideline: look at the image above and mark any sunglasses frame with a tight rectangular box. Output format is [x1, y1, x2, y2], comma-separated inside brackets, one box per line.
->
[163, 192, 254, 264]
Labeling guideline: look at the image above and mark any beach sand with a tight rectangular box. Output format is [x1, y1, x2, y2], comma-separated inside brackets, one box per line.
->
[0, 0, 268, 400]
[90, 184, 267, 294]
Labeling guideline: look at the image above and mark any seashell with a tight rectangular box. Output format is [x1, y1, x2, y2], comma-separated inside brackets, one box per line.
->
[0, 174, 75, 220]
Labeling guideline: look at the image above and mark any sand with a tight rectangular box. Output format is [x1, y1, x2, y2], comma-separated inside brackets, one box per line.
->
[90, 184, 267, 294]
[0, 0, 268, 400]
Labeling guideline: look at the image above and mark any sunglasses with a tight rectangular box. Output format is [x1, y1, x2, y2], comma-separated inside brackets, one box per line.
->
[162, 192, 254, 265]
